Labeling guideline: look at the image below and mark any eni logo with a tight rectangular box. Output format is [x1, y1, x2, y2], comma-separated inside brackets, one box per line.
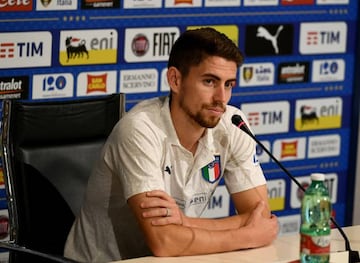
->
[295, 97, 342, 131]
[59, 29, 118, 66]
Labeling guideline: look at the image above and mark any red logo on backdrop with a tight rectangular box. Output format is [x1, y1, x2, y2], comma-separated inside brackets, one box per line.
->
[86, 74, 107, 93]
[281, 0, 314, 5]
[131, 34, 149, 57]
[281, 141, 298, 158]
[0, 0, 33, 11]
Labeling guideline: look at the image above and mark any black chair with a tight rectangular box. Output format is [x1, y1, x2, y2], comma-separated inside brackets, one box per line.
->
[0, 93, 126, 262]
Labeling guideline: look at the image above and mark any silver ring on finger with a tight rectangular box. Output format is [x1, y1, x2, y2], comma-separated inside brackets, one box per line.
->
[165, 207, 171, 217]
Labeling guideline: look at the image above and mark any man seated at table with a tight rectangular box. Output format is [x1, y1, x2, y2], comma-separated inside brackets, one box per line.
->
[64, 27, 279, 262]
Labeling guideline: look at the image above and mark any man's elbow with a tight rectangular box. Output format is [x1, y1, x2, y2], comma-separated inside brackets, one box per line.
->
[147, 233, 179, 257]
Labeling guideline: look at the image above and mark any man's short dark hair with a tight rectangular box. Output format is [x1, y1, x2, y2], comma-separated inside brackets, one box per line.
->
[168, 27, 244, 77]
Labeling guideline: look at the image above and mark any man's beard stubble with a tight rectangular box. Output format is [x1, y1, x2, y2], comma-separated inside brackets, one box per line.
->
[180, 100, 226, 129]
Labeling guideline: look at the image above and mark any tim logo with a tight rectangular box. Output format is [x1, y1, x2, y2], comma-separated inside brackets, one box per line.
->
[59, 29, 117, 65]
[0, 32, 52, 69]
[0, 42, 15, 58]
[247, 112, 260, 126]
[299, 22, 347, 54]
[241, 101, 290, 135]
[245, 24, 293, 56]
[295, 97, 342, 131]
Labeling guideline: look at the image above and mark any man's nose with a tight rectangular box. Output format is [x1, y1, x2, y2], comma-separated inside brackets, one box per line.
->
[214, 85, 227, 102]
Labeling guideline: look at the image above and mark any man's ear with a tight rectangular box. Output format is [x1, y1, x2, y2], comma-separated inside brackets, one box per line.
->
[167, 67, 181, 93]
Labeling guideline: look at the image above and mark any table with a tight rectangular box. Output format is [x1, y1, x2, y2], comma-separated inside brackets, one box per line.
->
[116, 225, 360, 263]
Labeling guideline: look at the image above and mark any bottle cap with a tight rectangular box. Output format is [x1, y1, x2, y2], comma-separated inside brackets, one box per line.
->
[311, 173, 325, 181]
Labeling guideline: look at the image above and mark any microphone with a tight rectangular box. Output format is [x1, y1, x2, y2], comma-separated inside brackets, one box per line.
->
[231, 114, 360, 263]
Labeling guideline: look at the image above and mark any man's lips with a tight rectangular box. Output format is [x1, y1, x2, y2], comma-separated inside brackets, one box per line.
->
[207, 107, 225, 114]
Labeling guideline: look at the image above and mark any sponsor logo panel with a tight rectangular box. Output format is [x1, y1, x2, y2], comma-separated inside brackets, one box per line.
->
[0, 76, 29, 100]
[281, 0, 314, 5]
[120, 68, 158, 94]
[239, 62, 274, 87]
[32, 73, 74, 99]
[316, 0, 349, 4]
[245, 24, 293, 56]
[164, 0, 202, 7]
[0, 0, 32, 11]
[204, 0, 240, 7]
[312, 59, 345, 82]
[123, 0, 162, 8]
[36, 0, 77, 10]
[277, 62, 309, 84]
[299, 22, 347, 54]
[0, 32, 52, 69]
[124, 27, 180, 63]
[267, 179, 286, 211]
[81, 0, 119, 8]
[307, 134, 340, 158]
[241, 101, 290, 135]
[295, 97, 342, 131]
[273, 137, 307, 161]
[77, 70, 117, 96]
[290, 173, 338, 208]
[243, 0, 278, 6]
[201, 185, 230, 218]
[59, 29, 118, 65]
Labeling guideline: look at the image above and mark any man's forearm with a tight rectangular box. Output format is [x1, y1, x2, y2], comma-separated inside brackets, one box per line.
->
[182, 213, 248, 231]
[149, 221, 258, 256]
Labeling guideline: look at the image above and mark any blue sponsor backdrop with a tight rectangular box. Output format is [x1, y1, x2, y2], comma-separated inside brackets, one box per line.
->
[0, 0, 359, 240]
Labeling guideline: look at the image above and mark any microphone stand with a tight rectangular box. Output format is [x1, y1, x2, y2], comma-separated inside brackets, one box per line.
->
[239, 124, 360, 263]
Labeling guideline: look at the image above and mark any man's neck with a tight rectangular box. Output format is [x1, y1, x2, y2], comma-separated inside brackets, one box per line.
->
[170, 110, 205, 155]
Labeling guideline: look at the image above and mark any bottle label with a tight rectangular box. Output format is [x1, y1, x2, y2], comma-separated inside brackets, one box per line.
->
[300, 233, 330, 255]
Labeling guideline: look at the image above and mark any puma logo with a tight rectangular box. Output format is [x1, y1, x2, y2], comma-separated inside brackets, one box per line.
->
[256, 25, 284, 54]
[164, 166, 171, 175]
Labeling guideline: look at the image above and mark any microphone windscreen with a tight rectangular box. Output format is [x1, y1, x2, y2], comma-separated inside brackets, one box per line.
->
[231, 114, 243, 126]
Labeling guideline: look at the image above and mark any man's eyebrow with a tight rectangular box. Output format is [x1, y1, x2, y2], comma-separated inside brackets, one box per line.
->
[201, 73, 237, 82]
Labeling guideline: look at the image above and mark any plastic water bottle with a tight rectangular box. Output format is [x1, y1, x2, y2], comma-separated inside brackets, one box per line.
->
[300, 173, 331, 263]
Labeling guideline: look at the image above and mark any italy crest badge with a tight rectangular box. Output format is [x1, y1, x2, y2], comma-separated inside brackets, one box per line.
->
[201, 155, 221, 183]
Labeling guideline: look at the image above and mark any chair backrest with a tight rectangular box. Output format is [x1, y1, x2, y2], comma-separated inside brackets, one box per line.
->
[1, 93, 125, 262]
